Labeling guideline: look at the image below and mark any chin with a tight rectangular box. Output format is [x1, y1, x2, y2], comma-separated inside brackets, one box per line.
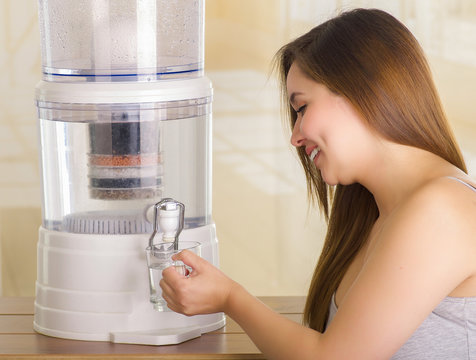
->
[321, 171, 355, 187]
[320, 172, 339, 186]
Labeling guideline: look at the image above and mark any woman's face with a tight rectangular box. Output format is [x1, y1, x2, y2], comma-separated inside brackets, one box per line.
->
[286, 63, 379, 185]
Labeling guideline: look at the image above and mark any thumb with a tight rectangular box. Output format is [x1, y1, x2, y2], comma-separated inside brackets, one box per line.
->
[172, 249, 206, 272]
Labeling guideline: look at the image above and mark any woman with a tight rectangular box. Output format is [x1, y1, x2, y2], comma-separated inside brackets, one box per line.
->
[161, 8, 476, 359]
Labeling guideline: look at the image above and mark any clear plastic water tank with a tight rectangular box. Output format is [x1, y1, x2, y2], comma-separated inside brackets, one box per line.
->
[38, 0, 204, 81]
[34, 0, 226, 344]
[36, 78, 212, 234]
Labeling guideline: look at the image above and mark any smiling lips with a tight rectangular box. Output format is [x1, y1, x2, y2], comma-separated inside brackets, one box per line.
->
[309, 147, 321, 162]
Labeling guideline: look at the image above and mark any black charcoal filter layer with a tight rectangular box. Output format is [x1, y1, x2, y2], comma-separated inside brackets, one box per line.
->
[88, 116, 163, 200]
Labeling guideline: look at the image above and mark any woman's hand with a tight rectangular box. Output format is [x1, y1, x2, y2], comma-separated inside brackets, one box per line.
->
[160, 249, 238, 316]
[162, 251, 324, 360]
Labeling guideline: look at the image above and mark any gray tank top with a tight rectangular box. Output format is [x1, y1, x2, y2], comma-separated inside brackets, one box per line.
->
[326, 177, 476, 359]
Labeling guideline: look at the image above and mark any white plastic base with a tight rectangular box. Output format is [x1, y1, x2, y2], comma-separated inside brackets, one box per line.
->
[112, 326, 201, 346]
[34, 224, 225, 345]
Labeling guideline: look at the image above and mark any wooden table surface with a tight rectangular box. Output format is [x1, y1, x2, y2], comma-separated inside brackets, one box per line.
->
[0, 296, 305, 359]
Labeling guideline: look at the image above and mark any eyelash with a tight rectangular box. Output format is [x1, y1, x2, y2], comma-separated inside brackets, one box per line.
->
[296, 105, 306, 115]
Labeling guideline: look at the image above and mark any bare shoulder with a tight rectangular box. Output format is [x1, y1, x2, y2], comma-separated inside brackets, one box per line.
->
[323, 176, 476, 358]
[399, 176, 476, 226]
[382, 175, 476, 279]
[324, 176, 476, 358]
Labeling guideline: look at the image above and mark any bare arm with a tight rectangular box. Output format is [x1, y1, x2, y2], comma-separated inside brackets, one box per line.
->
[161, 251, 325, 359]
[323, 178, 476, 358]
[161, 179, 476, 359]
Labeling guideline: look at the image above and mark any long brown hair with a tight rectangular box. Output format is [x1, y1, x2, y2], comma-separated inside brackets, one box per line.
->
[274, 8, 467, 332]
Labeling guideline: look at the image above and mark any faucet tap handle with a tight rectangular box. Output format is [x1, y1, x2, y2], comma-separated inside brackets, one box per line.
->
[147, 198, 185, 249]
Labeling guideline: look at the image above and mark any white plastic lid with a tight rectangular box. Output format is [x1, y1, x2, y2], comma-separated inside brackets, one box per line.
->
[35, 77, 212, 104]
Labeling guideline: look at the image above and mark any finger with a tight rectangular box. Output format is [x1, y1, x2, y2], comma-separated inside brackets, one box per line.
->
[160, 273, 189, 315]
[160, 280, 175, 303]
[159, 275, 175, 295]
[160, 276, 182, 311]
[162, 266, 184, 286]
[172, 249, 207, 272]
[161, 288, 179, 312]
[163, 297, 180, 313]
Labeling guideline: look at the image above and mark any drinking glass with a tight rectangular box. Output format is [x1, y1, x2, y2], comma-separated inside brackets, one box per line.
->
[145, 241, 201, 311]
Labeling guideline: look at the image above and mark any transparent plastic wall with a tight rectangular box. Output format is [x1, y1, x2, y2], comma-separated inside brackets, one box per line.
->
[36, 0, 211, 236]
[38, 0, 204, 81]
[36, 85, 212, 234]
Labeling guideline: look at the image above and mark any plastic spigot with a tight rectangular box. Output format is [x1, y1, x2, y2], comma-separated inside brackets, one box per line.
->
[147, 198, 185, 250]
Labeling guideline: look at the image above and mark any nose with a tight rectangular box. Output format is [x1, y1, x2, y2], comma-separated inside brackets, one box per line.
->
[290, 117, 305, 148]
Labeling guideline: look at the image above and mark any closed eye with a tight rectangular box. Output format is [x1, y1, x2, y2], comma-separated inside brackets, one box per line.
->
[296, 105, 307, 115]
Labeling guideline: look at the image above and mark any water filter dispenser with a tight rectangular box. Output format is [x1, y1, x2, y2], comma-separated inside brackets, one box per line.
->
[34, 0, 225, 345]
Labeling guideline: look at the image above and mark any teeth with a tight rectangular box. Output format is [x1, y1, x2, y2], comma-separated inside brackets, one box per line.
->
[310, 147, 320, 161]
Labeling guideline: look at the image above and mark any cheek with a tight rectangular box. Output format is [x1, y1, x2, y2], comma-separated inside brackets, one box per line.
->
[298, 116, 316, 137]
[322, 117, 362, 158]
[299, 108, 325, 138]
[333, 124, 374, 167]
